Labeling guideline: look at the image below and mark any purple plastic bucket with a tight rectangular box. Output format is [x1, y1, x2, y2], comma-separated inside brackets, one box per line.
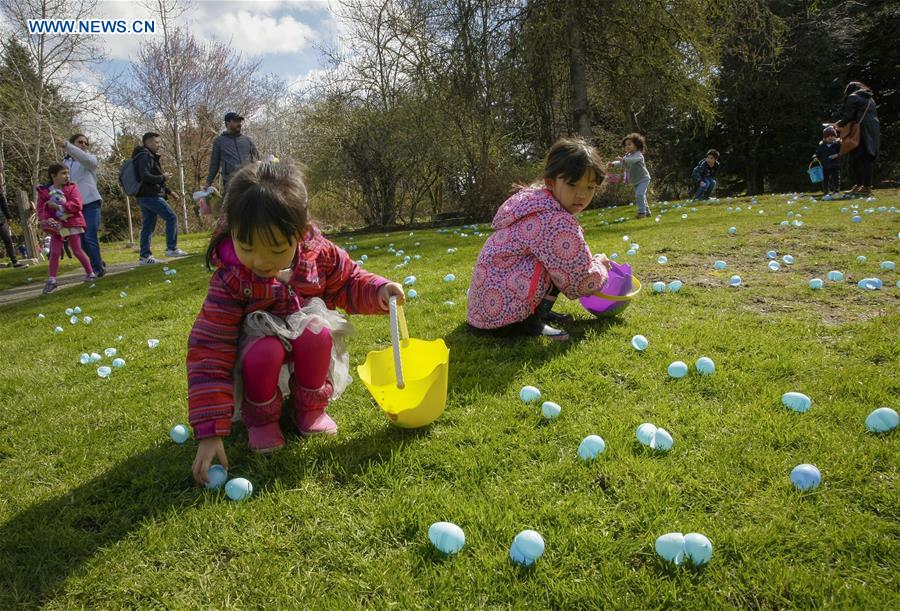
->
[580, 262, 635, 316]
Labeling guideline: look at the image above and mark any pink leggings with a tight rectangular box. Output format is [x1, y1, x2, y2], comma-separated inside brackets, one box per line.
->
[48, 234, 93, 277]
[242, 326, 332, 403]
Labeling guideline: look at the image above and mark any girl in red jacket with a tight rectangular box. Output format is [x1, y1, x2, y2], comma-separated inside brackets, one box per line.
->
[187, 160, 404, 486]
[36, 164, 95, 293]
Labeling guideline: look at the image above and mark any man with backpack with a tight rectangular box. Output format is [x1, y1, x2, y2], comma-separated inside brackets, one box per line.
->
[123, 132, 189, 265]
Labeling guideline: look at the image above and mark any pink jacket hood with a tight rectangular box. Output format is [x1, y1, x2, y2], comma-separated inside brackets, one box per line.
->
[491, 188, 560, 231]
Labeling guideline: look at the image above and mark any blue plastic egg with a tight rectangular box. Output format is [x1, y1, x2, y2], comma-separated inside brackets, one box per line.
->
[428, 521, 465, 554]
[519, 385, 541, 404]
[783, 255, 795, 265]
[655, 532, 685, 564]
[729, 275, 742, 287]
[826, 270, 844, 282]
[695, 357, 715, 375]
[683, 533, 713, 566]
[858, 278, 882, 290]
[790, 464, 821, 491]
[206, 464, 228, 490]
[578, 435, 606, 461]
[147, 339, 160, 348]
[767, 250, 777, 259]
[65, 308, 74, 316]
[112, 358, 125, 368]
[225, 477, 253, 501]
[631, 335, 648, 351]
[407, 289, 418, 298]
[70, 315, 79, 325]
[782, 392, 812, 413]
[90, 352, 102, 362]
[541, 401, 561, 419]
[651, 428, 674, 451]
[403, 275, 416, 286]
[667, 280, 683, 293]
[668, 361, 688, 378]
[714, 260, 727, 270]
[652, 281, 666, 293]
[851, 215, 861, 223]
[728, 226, 737, 235]
[657, 256, 668, 265]
[169, 424, 189, 443]
[636, 423, 657, 446]
[881, 261, 896, 271]
[443, 273, 456, 282]
[809, 278, 823, 290]
[865, 407, 898, 433]
[104, 348, 117, 358]
[856, 255, 867, 264]
[768, 261, 780, 272]
[82, 316, 93, 325]
[509, 530, 545, 566]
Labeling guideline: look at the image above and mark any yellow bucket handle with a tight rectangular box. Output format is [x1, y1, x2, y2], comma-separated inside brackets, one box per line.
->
[592, 275, 642, 302]
[389, 296, 407, 389]
[809, 158, 822, 169]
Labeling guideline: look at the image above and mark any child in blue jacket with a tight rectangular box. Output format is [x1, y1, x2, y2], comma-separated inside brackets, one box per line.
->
[814, 126, 841, 196]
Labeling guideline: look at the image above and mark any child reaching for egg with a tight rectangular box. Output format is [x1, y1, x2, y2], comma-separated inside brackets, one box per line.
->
[187, 160, 405, 485]
[466, 137, 612, 342]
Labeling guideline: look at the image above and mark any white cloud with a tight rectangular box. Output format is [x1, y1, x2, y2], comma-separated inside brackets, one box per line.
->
[202, 10, 317, 55]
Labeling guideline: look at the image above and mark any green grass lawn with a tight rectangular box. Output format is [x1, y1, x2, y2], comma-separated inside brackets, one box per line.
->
[1, 191, 898, 608]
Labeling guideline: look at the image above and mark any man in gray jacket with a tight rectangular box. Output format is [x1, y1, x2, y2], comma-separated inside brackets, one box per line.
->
[205, 111, 259, 192]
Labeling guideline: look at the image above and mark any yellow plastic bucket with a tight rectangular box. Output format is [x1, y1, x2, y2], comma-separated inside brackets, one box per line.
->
[357, 297, 449, 428]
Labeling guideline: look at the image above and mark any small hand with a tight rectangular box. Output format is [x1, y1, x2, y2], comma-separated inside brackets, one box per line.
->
[829, 154, 839, 159]
[56, 138, 67, 150]
[377, 282, 405, 311]
[597, 253, 613, 270]
[192, 436, 229, 486]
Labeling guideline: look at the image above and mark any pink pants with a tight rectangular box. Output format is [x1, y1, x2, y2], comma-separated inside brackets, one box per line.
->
[48, 233, 93, 277]
[242, 326, 332, 406]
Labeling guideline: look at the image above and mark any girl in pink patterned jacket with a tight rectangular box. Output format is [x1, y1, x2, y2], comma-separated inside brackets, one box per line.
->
[467, 138, 611, 342]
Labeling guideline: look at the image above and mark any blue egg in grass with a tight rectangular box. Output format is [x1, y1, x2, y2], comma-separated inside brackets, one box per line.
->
[206, 464, 228, 490]
[667, 280, 683, 293]
[578, 435, 606, 461]
[79, 353, 91, 365]
[728, 275, 742, 287]
[652, 281, 666, 293]
[881, 261, 896, 271]
[865, 407, 898, 433]
[809, 278, 824, 289]
[65, 308, 74, 316]
[225, 477, 253, 501]
[443, 273, 456, 282]
[780, 220, 789, 226]
[851, 215, 862, 223]
[714, 260, 727, 270]
[826, 270, 844, 282]
[728, 226, 737, 235]
[112, 358, 125, 368]
[636, 423, 657, 446]
[90, 352, 101, 362]
[858, 278, 882, 290]
[856, 255, 867, 264]
[768, 261, 780, 272]
[651, 428, 674, 451]
[783, 255, 795, 265]
[428, 522, 465, 554]
[509, 530, 545, 566]
[790, 464, 821, 491]
[403, 275, 416, 286]
[782, 392, 812, 413]
[519, 385, 541, 404]
[655, 532, 685, 564]
[683, 533, 713, 566]
[407, 289, 418, 298]
[169, 424, 190, 444]
[767, 250, 777, 259]
[668, 361, 688, 378]
[104, 348, 117, 358]
[631, 334, 648, 351]
[541, 401, 561, 419]
[657, 256, 668, 265]
[695, 357, 715, 375]
[97, 366, 112, 378]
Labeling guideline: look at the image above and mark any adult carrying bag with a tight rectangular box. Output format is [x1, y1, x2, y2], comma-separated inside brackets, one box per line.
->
[837, 99, 873, 156]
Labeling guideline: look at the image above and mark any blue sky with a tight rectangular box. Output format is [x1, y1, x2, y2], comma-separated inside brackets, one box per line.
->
[94, 0, 340, 92]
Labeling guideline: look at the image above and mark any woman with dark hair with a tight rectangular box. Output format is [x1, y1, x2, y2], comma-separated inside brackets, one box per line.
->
[835, 81, 880, 197]
[59, 134, 105, 275]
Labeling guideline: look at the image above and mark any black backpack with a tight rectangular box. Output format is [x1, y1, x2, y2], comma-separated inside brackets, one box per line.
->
[119, 157, 142, 196]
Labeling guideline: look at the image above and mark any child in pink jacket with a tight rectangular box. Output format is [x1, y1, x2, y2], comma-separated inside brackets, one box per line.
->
[467, 137, 611, 342]
[36, 163, 95, 293]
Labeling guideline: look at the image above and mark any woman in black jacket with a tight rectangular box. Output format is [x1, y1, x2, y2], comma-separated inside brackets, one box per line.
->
[835, 81, 880, 197]
[0, 192, 26, 267]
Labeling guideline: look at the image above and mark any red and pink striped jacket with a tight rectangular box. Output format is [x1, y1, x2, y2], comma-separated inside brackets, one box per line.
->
[187, 227, 389, 438]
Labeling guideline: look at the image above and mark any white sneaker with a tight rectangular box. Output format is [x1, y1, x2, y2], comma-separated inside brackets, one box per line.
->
[165, 248, 189, 257]
[139, 256, 159, 265]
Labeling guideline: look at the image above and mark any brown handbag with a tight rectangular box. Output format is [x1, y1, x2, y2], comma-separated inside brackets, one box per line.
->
[837, 99, 872, 156]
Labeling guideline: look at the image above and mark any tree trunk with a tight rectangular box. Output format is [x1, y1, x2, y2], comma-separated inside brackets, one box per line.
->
[567, 3, 591, 140]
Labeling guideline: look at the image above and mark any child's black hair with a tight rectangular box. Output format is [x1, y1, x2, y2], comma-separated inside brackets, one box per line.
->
[541, 137, 606, 185]
[706, 149, 720, 159]
[622, 133, 645, 152]
[47, 163, 66, 181]
[205, 161, 310, 269]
